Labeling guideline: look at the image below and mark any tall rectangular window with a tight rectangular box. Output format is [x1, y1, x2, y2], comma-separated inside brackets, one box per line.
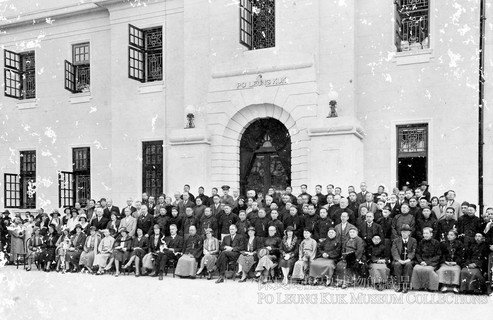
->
[142, 141, 163, 198]
[58, 171, 74, 208]
[64, 42, 90, 93]
[394, 0, 430, 52]
[128, 25, 163, 83]
[4, 50, 35, 99]
[397, 124, 428, 190]
[3, 151, 36, 209]
[240, 0, 275, 50]
[73, 147, 91, 206]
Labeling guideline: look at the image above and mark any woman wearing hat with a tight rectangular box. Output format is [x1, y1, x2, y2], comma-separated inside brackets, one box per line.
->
[55, 228, 72, 273]
[291, 229, 317, 284]
[79, 226, 100, 273]
[197, 227, 219, 279]
[65, 224, 87, 272]
[366, 234, 389, 291]
[66, 209, 80, 233]
[48, 210, 62, 233]
[437, 230, 464, 293]
[279, 226, 298, 284]
[335, 226, 365, 289]
[93, 229, 115, 275]
[104, 227, 132, 276]
[237, 226, 263, 282]
[78, 214, 90, 235]
[309, 228, 341, 286]
[254, 226, 282, 284]
[26, 226, 44, 271]
[123, 228, 149, 276]
[39, 224, 59, 272]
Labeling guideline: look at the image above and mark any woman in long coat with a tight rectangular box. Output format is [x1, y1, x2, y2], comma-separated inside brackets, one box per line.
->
[197, 228, 219, 279]
[79, 226, 100, 273]
[123, 228, 148, 276]
[237, 227, 263, 281]
[335, 227, 365, 289]
[26, 227, 44, 271]
[65, 224, 87, 272]
[279, 226, 298, 284]
[39, 224, 59, 271]
[411, 227, 441, 291]
[366, 235, 389, 290]
[94, 229, 115, 275]
[437, 230, 464, 293]
[309, 228, 341, 286]
[175, 226, 203, 278]
[7, 217, 26, 263]
[291, 229, 317, 283]
[460, 233, 488, 293]
[254, 226, 281, 284]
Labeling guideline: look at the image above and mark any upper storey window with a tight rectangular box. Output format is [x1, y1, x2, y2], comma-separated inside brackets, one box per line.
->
[394, 0, 430, 52]
[240, 0, 275, 50]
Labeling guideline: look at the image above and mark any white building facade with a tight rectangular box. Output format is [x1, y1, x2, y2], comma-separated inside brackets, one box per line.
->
[0, 0, 492, 212]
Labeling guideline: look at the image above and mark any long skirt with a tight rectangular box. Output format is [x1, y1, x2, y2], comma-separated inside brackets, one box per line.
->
[255, 255, 276, 272]
[437, 264, 461, 285]
[459, 267, 485, 293]
[369, 263, 390, 284]
[175, 255, 198, 277]
[291, 259, 310, 280]
[200, 254, 217, 272]
[112, 249, 130, 263]
[130, 248, 146, 260]
[79, 250, 95, 267]
[93, 252, 111, 268]
[335, 260, 358, 284]
[65, 250, 82, 265]
[10, 237, 26, 261]
[238, 254, 256, 273]
[39, 248, 56, 264]
[411, 265, 439, 290]
[309, 258, 336, 278]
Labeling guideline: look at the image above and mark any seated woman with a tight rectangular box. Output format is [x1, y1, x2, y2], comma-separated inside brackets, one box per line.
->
[106, 213, 120, 233]
[255, 226, 282, 284]
[309, 228, 341, 286]
[79, 226, 101, 273]
[65, 224, 86, 272]
[197, 228, 219, 279]
[335, 227, 365, 289]
[437, 230, 464, 293]
[366, 235, 390, 291]
[104, 227, 132, 276]
[411, 227, 441, 292]
[39, 224, 59, 272]
[144, 225, 163, 276]
[26, 227, 44, 271]
[55, 228, 72, 273]
[93, 229, 116, 275]
[123, 228, 148, 277]
[279, 226, 298, 284]
[237, 226, 263, 282]
[78, 214, 90, 235]
[460, 233, 488, 294]
[66, 209, 79, 233]
[291, 229, 317, 284]
[175, 226, 203, 278]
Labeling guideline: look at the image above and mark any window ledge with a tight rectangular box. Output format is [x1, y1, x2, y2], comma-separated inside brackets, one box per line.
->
[393, 49, 433, 66]
[138, 81, 164, 94]
[69, 92, 92, 104]
[16, 99, 38, 110]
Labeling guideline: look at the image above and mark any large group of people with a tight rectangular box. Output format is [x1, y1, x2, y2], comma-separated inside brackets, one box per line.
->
[1, 182, 492, 295]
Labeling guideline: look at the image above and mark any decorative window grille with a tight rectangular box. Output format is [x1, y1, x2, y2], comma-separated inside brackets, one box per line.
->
[4, 174, 21, 208]
[394, 0, 430, 52]
[73, 147, 91, 206]
[58, 171, 75, 208]
[240, 0, 275, 50]
[128, 25, 163, 82]
[3, 150, 36, 208]
[4, 50, 35, 99]
[142, 141, 163, 198]
[397, 124, 428, 157]
[64, 43, 90, 93]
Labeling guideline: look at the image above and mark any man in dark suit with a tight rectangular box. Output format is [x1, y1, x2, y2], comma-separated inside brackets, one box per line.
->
[358, 211, 384, 246]
[387, 194, 401, 218]
[358, 192, 377, 216]
[91, 208, 109, 230]
[120, 198, 137, 219]
[356, 182, 369, 205]
[210, 195, 224, 217]
[103, 199, 120, 220]
[391, 224, 417, 293]
[178, 193, 195, 217]
[215, 224, 244, 283]
[152, 224, 183, 280]
[137, 205, 154, 236]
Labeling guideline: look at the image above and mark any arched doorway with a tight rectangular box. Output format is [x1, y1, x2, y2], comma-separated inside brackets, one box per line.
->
[240, 118, 291, 196]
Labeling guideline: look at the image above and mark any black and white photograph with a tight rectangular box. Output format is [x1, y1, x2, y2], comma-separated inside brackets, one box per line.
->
[0, 0, 492, 319]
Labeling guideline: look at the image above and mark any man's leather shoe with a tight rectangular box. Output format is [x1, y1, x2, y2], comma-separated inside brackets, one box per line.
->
[158, 274, 163, 280]
[215, 277, 224, 284]
[207, 272, 212, 280]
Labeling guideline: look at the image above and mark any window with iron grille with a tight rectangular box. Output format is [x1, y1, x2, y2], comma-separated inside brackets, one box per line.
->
[58, 171, 75, 208]
[142, 141, 163, 198]
[4, 50, 36, 99]
[394, 0, 430, 52]
[240, 0, 275, 50]
[3, 150, 36, 209]
[397, 124, 428, 157]
[73, 147, 91, 206]
[128, 25, 163, 83]
[64, 42, 90, 93]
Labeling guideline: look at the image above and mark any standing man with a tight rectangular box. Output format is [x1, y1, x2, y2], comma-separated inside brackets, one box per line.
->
[197, 186, 210, 207]
[356, 182, 369, 205]
[221, 185, 234, 207]
[217, 205, 238, 241]
[121, 198, 137, 219]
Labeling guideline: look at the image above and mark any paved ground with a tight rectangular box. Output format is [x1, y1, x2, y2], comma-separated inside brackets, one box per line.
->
[0, 266, 491, 320]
